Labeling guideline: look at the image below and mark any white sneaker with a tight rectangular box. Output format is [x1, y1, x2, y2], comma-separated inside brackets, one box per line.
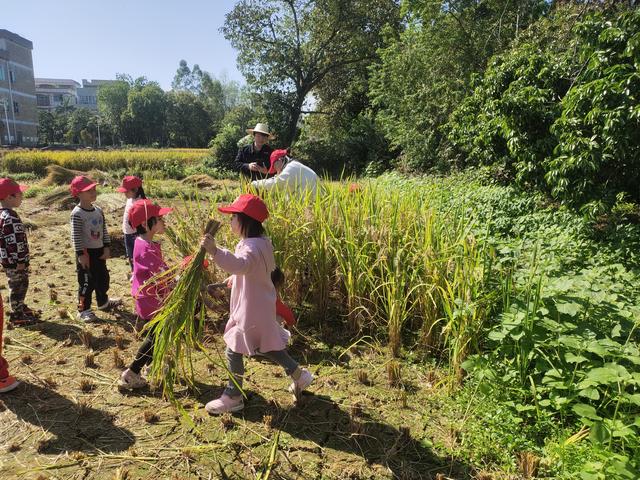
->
[98, 298, 123, 311]
[77, 310, 99, 323]
[288, 368, 314, 394]
[118, 368, 147, 390]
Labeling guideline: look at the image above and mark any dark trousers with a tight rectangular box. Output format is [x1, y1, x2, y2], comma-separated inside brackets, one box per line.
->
[3, 267, 29, 313]
[76, 247, 110, 312]
[124, 233, 137, 269]
[129, 329, 155, 374]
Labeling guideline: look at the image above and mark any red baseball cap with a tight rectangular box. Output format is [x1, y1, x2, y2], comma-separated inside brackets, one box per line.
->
[218, 194, 269, 222]
[70, 176, 97, 196]
[268, 149, 288, 174]
[0, 178, 28, 200]
[128, 199, 173, 228]
[117, 175, 143, 193]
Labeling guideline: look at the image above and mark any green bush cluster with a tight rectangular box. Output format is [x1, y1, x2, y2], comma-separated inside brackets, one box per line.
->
[445, 7, 640, 213]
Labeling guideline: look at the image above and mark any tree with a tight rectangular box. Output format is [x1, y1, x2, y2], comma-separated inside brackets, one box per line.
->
[222, 0, 399, 144]
[38, 110, 58, 144]
[122, 81, 167, 145]
[370, 0, 547, 171]
[37, 103, 74, 145]
[172, 60, 211, 94]
[166, 91, 212, 147]
[547, 7, 640, 211]
[207, 104, 264, 170]
[445, 6, 580, 183]
[172, 60, 243, 132]
[65, 108, 98, 145]
[97, 79, 129, 144]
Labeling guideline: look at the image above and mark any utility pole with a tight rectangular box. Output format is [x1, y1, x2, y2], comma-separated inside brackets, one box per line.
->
[96, 115, 101, 147]
[0, 99, 10, 145]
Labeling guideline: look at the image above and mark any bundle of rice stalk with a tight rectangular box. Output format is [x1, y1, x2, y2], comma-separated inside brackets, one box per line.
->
[37, 186, 76, 210]
[40, 164, 84, 186]
[163, 196, 236, 316]
[180, 174, 220, 189]
[145, 219, 221, 411]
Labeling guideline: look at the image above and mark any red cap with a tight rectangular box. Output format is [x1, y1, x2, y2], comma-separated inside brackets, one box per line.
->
[117, 175, 143, 193]
[218, 194, 269, 222]
[70, 176, 97, 196]
[128, 199, 173, 228]
[268, 149, 288, 174]
[0, 178, 28, 200]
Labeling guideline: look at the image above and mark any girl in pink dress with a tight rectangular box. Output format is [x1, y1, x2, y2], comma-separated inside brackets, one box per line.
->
[201, 194, 313, 414]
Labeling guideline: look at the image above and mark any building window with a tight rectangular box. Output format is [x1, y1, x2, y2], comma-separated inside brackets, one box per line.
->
[54, 95, 63, 103]
[37, 94, 50, 107]
[9, 70, 15, 83]
[0, 67, 4, 81]
[13, 101, 19, 114]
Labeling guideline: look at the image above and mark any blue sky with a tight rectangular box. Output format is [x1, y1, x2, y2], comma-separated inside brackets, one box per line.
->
[4, 0, 244, 89]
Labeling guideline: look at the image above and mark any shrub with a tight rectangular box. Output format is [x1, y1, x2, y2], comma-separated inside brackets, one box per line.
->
[295, 113, 394, 177]
[207, 123, 242, 171]
[547, 8, 640, 213]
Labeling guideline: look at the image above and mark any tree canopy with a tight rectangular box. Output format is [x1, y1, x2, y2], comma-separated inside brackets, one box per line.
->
[222, 0, 400, 144]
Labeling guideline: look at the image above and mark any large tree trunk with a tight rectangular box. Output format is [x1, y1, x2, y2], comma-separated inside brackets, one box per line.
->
[285, 93, 305, 145]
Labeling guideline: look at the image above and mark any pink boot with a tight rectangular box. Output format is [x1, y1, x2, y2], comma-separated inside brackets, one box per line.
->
[205, 393, 244, 415]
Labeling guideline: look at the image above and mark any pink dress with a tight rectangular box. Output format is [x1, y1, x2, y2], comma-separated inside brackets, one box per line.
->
[131, 237, 169, 320]
[213, 236, 289, 355]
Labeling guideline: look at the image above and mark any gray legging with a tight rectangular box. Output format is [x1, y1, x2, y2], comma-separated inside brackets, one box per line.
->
[224, 347, 298, 397]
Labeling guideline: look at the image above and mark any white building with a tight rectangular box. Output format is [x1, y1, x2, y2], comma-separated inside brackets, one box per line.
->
[35, 78, 80, 110]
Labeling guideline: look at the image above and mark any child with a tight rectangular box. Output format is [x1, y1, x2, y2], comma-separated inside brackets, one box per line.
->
[117, 175, 146, 271]
[201, 194, 313, 414]
[209, 266, 296, 328]
[0, 296, 20, 392]
[69, 176, 121, 322]
[0, 178, 39, 326]
[271, 267, 296, 329]
[119, 199, 172, 389]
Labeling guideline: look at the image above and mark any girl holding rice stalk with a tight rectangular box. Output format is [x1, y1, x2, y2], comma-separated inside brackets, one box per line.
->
[119, 199, 173, 389]
[201, 194, 314, 414]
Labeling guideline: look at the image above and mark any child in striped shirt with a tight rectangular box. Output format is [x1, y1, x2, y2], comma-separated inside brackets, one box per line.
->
[69, 176, 121, 322]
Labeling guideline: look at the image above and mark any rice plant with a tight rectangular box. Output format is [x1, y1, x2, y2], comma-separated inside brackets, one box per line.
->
[1, 148, 209, 175]
[156, 174, 505, 391]
[145, 219, 222, 410]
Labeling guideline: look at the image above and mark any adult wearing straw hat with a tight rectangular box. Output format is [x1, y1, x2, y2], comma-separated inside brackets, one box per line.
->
[234, 123, 274, 181]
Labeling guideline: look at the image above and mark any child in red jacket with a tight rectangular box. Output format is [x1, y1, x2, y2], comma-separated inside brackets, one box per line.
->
[0, 296, 19, 393]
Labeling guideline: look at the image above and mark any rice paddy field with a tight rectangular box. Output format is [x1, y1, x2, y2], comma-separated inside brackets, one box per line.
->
[1, 162, 639, 479]
[0, 148, 211, 177]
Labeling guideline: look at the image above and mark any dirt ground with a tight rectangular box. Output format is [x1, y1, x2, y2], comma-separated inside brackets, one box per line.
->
[0, 194, 473, 480]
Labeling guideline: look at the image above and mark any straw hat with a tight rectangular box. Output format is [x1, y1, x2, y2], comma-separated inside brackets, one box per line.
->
[246, 123, 273, 138]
